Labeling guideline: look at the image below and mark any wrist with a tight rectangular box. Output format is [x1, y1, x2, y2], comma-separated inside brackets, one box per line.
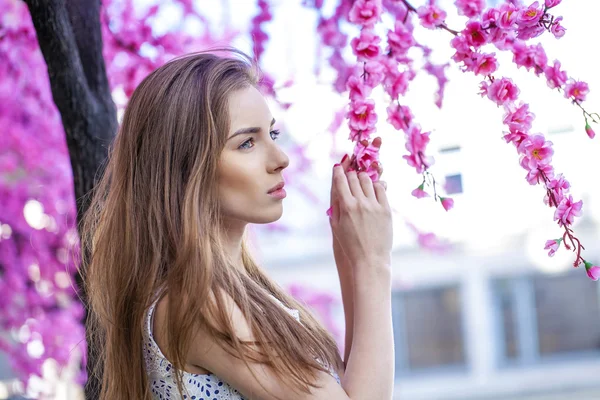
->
[353, 258, 392, 283]
[354, 255, 391, 271]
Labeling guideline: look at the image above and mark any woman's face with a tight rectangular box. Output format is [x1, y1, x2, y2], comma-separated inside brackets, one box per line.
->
[218, 85, 289, 225]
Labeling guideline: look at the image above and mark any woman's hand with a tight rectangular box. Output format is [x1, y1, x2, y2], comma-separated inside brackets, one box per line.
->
[330, 145, 386, 365]
[330, 146, 385, 273]
[329, 141, 392, 274]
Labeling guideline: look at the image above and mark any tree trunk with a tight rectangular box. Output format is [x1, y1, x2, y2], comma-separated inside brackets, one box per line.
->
[23, 0, 117, 398]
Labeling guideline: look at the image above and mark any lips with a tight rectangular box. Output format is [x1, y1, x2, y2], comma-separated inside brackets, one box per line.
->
[268, 182, 285, 194]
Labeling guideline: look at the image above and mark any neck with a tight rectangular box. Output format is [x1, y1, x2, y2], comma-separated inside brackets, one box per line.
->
[221, 217, 247, 273]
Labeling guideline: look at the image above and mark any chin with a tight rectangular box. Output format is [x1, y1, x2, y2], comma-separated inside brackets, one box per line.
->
[256, 210, 284, 224]
[249, 204, 284, 224]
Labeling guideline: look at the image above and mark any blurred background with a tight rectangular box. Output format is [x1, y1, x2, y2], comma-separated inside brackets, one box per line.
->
[1, 0, 599, 399]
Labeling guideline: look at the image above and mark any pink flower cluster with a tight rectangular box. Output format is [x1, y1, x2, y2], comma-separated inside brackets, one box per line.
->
[305, 1, 596, 266]
[352, 0, 451, 210]
[346, 0, 384, 179]
[449, 1, 595, 272]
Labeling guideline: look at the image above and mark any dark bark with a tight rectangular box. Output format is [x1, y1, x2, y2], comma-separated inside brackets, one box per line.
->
[23, 0, 117, 398]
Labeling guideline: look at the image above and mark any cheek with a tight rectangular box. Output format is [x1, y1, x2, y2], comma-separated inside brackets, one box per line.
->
[218, 158, 260, 210]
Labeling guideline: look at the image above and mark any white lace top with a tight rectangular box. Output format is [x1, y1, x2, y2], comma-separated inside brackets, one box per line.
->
[143, 294, 340, 399]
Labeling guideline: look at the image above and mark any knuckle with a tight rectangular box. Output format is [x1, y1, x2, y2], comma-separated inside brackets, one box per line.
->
[340, 200, 357, 214]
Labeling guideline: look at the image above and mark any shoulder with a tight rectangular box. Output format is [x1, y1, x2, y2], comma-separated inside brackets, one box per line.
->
[153, 292, 212, 375]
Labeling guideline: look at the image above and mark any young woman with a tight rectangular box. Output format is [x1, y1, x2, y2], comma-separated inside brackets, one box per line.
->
[80, 50, 394, 400]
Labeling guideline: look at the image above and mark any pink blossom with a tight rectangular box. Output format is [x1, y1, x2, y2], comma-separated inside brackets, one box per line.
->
[450, 35, 473, 63]
[387, 102, 413, 131]
[512, 42, 547, 74]
[472, 52, 498, 76]
[440, 197, 454, 211]
[417, 4, 447, 29]
[550, 17, 566, 38]
[384, 70, 413, 98]
[524, 163, 554, 185]
[503, 130, 528, 147]
[545, 0, 562, 8]
[554, 195, 583, 226]
[517, 24, 545, 40]
[546, 173, 570, 205]
[455, 0, 485, 18]
[347, 75, 372, 101]
[517, 1, 544, 27]
[482, 77, 520, 105]
[564, 80, 589, 102]
[348, 99, 377, 131]
[585, 124, 596, 139]
[503, 103, 535, 132]
[519, 134, 554, 169]
[353, 139, 381, 180]
[349, 126, 376, 142]
[544, 239, 561, 257]
[584, 261, 600, 281]
[348, 0, 383, 27]
[548, 173, 570, 192]
[350, 29, 381, 61]
[544, 60, 568, 89]
[463, 21, 488, 47]
[482, 7, 500, 26]
[406, 222, 452, 254]
[411, 183, 429, 198]
[364, 60, 385, 87]
[318, 17, 347, 47]
[402, 125, 434, 173]
[497, 3, 518, 29]
[387, 21, 414, 57]
[481, 8, 512, 45]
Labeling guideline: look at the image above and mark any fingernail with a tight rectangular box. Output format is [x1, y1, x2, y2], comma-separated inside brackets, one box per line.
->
[334, 163, 340, 167]
[348, 167, 355, 172]
[341, 154, 348, 163]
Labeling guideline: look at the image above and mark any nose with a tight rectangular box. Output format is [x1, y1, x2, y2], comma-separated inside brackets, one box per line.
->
[267, 142, 289, 173]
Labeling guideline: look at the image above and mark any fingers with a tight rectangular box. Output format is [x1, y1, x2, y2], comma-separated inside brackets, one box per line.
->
[332, 164, 353, 204]
[341, 154, 352, 171]
[358, 172, 375, 198]
[346, 169, 363, 198]
[373, 180, 389, 205]
[332, 151, 383, 207]
[330, 154, 352, 215]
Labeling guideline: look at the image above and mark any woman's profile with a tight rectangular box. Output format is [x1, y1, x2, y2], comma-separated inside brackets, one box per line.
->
[80, 49, 394, 400]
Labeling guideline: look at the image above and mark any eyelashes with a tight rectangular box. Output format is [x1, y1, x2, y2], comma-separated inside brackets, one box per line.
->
[270, 129, 281, 141]
[238, 129, 281, 150]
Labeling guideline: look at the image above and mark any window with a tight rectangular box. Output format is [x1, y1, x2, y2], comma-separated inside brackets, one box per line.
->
[393, 285, 466, 374]
[492, 272, 600, 366]
[443, 173, 463, 195]
[534, 273, 600, 356]
[439, 146, 464, 195]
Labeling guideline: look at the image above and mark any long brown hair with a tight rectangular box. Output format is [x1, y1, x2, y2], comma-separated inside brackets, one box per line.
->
[79, 49, 343, 399]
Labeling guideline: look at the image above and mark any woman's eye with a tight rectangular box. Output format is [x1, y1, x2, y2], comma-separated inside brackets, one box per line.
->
[270, 129, 281, 140]
[238, 138, 254, 150]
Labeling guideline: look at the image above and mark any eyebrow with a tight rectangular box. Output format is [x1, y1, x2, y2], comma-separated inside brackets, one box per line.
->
[228, 118, 276, 140]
